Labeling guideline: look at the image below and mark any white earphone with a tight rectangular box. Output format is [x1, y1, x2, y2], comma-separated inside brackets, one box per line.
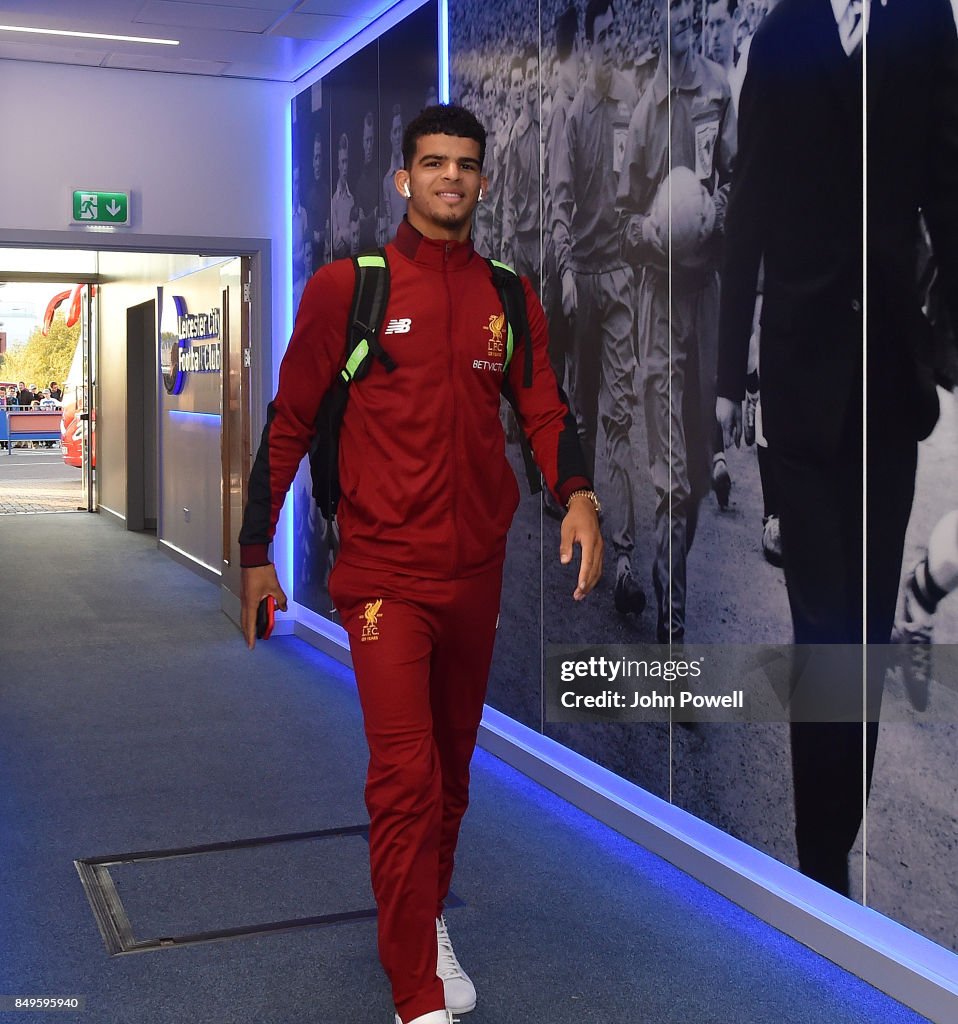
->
[402, 182, 411, 198]
[478, 188, 485, 202]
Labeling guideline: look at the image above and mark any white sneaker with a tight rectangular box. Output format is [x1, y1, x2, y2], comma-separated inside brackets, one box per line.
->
[436, 915, 476, 1013]
[394, 1012, 459, 1024]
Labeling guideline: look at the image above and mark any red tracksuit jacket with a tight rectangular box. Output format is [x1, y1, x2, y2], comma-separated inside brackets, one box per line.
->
[240, 219, 590, 579]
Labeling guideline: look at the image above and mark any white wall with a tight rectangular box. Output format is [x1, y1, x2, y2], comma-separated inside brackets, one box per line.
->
[0, 60, 287, 241]
[0, 55, 290, 418]
[0, 59, 292, 566]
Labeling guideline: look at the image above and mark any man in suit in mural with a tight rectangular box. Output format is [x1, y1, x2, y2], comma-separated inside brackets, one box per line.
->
[472, 74, 500, 258]
[543, 5, 580, 389]
[291, 161, 310, 312]
[356, 110, 381, 250]
[553, 0, 646, 617]
[331, 132, 354, 261]
[717, 0, 958, 894]
[382, 104, 406, 242]
[492, 55, 528, 265]
[705, 0, 739, 74]
[240, 104, 602, 1024]
[500, 48, 541, 293]
[307, 129, 331, 272]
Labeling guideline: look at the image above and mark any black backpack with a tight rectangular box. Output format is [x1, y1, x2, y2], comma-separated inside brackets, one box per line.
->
[309, 248, 541, 520]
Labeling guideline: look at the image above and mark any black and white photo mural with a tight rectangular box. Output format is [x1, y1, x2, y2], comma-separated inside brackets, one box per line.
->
[450, 0, 958, 952]
[290, 1, 440, 619]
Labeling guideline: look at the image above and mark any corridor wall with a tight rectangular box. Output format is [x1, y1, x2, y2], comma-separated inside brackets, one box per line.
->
[0, 59, 289, 531]
[443, 0, 958, 960]
[278, 0, 958, 965]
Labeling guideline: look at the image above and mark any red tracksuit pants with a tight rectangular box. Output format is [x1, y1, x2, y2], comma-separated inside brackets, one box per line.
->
[328, 558, 503, 1023]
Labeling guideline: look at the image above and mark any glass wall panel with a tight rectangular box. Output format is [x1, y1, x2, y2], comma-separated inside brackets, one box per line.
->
[652, 0, 827, 884]
[290, 2, 439, 619]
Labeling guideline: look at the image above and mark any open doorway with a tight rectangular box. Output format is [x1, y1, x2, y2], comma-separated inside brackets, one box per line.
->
[0, 277, 95, 516]
[0, 235, 269, 622]
[126, 299, 157, 532]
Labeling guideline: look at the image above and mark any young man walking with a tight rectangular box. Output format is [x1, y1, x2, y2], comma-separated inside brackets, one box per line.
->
[239, 105, 603, 1024]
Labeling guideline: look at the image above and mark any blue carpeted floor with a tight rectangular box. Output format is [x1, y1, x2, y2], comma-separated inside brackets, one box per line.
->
[0, 513, 933, 1023]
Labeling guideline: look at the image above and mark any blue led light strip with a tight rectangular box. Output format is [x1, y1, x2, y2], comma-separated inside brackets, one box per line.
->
[168, 410, 220, 422]
[476, 705, 958, 1017]
[439, 0, 449, 102]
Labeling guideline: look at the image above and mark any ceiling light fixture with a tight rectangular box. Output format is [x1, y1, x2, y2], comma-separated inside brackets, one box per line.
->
[0, 24, 179, 46]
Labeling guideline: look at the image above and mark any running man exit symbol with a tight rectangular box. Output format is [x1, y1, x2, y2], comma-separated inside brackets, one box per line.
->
[72, 190, 130, 225]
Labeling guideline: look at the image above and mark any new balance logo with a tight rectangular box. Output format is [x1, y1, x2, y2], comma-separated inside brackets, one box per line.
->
[384, 318, 412, 335]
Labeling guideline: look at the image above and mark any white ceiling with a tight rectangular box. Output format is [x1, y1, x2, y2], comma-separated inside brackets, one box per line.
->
[0, 0, 402, 82]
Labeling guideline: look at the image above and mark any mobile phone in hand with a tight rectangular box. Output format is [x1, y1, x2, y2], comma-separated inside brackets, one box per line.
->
[256, 595, 276, 640]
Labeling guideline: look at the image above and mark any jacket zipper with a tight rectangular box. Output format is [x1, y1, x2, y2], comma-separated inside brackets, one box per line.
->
[443, 243, 459, 577]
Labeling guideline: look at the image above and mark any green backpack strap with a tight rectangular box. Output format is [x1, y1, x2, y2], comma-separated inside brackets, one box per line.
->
[485, 258, 542, 496]
[309, 248, 394, 519]
[344, 249, 395, 381]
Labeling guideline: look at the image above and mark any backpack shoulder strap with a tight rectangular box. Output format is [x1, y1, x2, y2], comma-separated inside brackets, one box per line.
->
[308, 248, 394, 520]
[485, 258, 541, 495]
[486, 257, 533, 389]
[343, 248, 395, 382]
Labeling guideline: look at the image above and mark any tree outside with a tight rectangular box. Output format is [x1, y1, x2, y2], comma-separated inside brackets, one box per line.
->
[0, 312, 79, 389]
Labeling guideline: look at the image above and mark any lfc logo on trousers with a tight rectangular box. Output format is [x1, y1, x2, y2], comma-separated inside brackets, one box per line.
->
[361, 599, 383, 642]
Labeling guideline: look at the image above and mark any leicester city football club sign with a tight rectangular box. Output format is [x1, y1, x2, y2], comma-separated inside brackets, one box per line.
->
[159, 291, 222, 395]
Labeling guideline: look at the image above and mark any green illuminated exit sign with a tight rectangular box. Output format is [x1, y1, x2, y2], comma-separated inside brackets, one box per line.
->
[72, 190, 130, 225]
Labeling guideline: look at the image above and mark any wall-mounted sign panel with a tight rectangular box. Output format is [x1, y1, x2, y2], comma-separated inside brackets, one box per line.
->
[71, 190, 130, 226]
[159, 293, 221, 395]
